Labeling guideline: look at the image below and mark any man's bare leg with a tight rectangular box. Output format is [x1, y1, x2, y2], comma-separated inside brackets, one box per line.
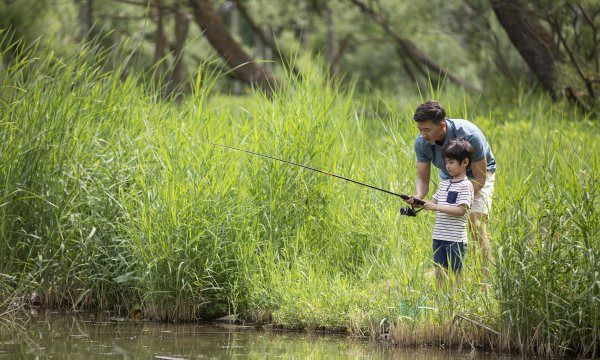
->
[469, 212, 490, 263]
[469, 212, 490, 288]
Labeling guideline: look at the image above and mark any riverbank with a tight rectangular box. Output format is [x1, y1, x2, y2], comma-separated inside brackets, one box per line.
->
[1, 311, 517, 359]
[1, 42, 597, 358]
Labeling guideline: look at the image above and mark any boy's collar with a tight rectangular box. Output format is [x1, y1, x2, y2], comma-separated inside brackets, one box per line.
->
[450, 174, 468, 183]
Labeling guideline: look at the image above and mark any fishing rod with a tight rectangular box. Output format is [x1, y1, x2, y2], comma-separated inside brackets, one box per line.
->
[203, 141, 425, 216]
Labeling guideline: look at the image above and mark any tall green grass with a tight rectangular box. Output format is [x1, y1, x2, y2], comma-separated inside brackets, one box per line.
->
[0, 39, 597, 357]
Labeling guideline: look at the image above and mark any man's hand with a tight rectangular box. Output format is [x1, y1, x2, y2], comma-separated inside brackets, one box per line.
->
[402, 196, 415, 205]
[407, 196, 426, 207]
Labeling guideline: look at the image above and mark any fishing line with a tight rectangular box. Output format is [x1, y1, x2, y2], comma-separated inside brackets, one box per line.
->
[202, 140, 425, 210]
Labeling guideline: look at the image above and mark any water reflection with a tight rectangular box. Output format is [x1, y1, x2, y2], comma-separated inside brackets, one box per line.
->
[0, 313, 510, 359]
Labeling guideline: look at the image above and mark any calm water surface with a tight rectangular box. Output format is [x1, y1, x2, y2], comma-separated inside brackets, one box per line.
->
[0, 312, 514, 359]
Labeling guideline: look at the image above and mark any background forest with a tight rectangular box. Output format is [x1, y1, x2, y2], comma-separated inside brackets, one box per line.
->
[2, 0, 599, 109]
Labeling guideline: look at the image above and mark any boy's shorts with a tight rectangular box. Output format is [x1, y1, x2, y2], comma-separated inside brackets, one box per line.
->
[433, 239, 467, 271]
[471, 172, 495, 215]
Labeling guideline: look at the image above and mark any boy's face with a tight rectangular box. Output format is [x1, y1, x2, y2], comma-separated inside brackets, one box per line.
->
[445, 157, 469, 177]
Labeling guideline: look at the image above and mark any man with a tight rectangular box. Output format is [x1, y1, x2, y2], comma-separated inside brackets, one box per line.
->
[405, 100, 496, 267]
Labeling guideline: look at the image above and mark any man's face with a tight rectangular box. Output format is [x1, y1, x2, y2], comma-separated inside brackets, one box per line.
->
[416, 119, 446, 144]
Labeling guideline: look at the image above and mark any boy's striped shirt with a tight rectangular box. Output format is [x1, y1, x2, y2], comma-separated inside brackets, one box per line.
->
[432, 179, 474, 243]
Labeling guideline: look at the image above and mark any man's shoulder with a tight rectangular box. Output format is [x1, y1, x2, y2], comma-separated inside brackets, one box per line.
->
[450, 118, 476, 127]
[450, 118, 484, 137]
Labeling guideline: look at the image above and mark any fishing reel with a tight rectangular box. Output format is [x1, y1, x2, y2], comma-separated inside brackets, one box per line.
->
[400, 206, 420, 217]
[399, 196, 425, 217]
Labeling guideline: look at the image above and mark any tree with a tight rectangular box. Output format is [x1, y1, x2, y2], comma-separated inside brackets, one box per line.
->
[187, 0, 278, 91]
[490, 0, 563, 99]
[491, 0, 599, 113]
[348, 0, 481, 92]
[167, 0, 190, 98]
[325, 0, 336, 77]
[152, 0, 168, 73]
[76, 0, 94, 41]
[232, 0, 299, 77]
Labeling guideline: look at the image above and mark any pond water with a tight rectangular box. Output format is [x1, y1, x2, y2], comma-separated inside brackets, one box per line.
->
[0, 312, 512, 359]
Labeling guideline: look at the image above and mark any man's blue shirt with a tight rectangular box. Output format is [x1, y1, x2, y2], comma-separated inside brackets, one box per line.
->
[414, 118, 496, 180]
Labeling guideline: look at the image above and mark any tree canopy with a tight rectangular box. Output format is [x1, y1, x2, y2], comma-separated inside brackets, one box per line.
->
[1, 0, 598, 113]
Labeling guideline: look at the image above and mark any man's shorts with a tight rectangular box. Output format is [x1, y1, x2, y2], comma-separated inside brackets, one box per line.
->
[471, 172, 495, 215]
[433, 239, 467, 271]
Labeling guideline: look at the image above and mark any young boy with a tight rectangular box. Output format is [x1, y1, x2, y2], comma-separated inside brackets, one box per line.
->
[417, 138, 474, 288]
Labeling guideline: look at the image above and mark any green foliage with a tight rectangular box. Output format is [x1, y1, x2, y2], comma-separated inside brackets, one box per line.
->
[0, 0, 533, 95]
[0, 37, 598, 357]
[493, 117, 599, 356]
[0, 0, 78, 55]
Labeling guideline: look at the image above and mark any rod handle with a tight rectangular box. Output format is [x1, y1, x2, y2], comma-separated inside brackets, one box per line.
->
[399, 194, 426, 206]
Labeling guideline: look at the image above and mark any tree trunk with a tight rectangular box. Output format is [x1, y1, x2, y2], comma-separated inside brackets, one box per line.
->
[153, 0, 168, 71]
[232, 0, 299, 76]
[325, 0, 336, 77]
[331, 34, 351, 77]
[187, 0, 278, 91]
[76, 0, 93, 41]
[230, 3, 242, 95]
[490, 0, 563, 99]
[167, 1, 190, 99]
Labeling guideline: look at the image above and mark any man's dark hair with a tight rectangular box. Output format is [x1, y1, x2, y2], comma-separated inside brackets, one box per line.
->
[413, 100, 446, 123]
[443, 138, 473, 167]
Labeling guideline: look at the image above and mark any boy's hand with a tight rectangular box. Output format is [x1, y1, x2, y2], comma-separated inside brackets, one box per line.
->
[423, 200, 438, 211]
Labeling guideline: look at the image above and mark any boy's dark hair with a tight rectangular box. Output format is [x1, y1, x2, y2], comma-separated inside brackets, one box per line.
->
[443, 138, 473, 167]
[413, 100, 446, 123]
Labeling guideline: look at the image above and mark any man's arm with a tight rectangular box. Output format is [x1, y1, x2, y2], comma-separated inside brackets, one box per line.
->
[470, 157, 487, 195]
[403, 161, 430, 206]
[415, 161, 431, 199]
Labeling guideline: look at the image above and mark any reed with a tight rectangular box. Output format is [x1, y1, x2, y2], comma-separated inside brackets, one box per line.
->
[0, 38, 597, 357]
